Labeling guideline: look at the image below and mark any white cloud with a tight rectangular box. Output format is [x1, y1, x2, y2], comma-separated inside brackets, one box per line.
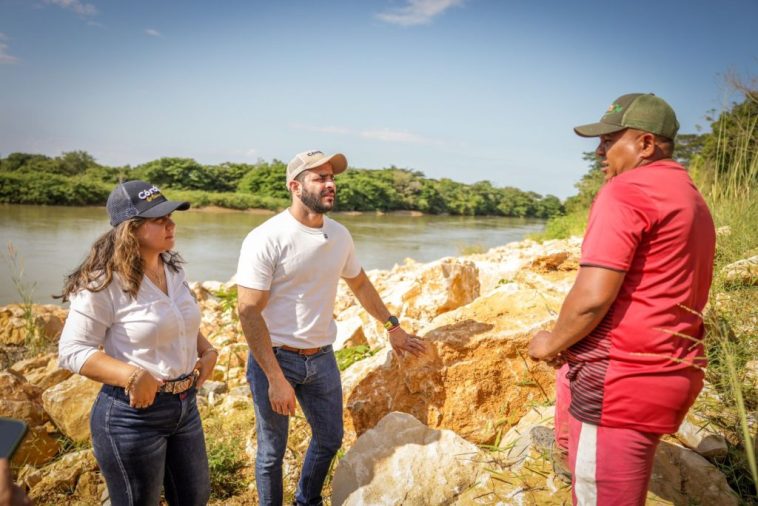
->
[360, 128, 442, 145]
[244, 148, 258, 158]
[46, 0, 97, 16]
[0, 33, 19, 64]
[145, 28, 162, 38]
[290, 123, 351, 135]
[291, 123, 444, 146]
[376, 0, 464, 26]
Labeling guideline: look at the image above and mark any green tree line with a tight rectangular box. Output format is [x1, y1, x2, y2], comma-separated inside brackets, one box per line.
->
[0, 153, 564, 218]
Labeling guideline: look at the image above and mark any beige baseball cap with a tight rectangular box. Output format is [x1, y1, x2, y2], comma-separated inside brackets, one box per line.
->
[286, 150, 348, 186]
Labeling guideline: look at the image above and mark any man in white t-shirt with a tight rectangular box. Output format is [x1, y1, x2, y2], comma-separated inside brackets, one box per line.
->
[236, 149, 425, 506]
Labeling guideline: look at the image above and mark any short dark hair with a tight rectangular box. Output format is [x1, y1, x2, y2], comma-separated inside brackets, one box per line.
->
[294, 171, 308, 184]
[655, 135, 675, 158]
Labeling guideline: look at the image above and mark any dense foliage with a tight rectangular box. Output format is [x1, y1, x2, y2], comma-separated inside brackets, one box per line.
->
[0, 153, 564, 218]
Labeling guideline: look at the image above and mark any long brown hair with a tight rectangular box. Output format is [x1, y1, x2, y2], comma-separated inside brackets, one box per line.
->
[59, 218, 183, 302]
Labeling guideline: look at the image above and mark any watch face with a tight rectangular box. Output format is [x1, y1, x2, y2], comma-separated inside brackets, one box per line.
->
[385, 315, 399, 329]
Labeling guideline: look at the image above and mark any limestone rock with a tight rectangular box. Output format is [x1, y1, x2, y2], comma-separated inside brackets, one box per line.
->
[650, 441, 739, 506]
[498, 406, 556, 466]
[0, 304, 67, 345]
[332, 412, 489, 506]
[675, 413, 728, 458]
[0, 370, 48, 426]
[11, 425, 60, 467]
[454, 425, 573, 505]
[11, 352, 72, 391]
[29, 449, 99, 501]
[722, 255, 758, 285]
[199, 380, 228, 396]
[466, 237, 581, 295]
[41, 374, 101, 443]
[338, 258, 482, 350]
[399, 258, 480, 322]
[334, 306, 367, 350]
[342, 285, 558, 445]
[529, 251, 580, 273]
[0, 371, 58, 466]
[74, 470, 105, 502]
[217, 393, 250, 415]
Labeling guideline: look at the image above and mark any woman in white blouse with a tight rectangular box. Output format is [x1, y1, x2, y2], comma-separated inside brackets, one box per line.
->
[58, 180, 217, 506]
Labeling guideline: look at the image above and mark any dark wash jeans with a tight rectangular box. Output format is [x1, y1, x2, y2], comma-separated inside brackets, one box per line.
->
[247, 346, 343, 506]
[90, 384, 210, 506]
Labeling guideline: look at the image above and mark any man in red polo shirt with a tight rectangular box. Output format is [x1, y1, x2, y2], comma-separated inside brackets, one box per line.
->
[529, 93, 716, 505]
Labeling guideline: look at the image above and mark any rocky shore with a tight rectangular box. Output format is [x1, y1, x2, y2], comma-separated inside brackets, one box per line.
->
[0, 237, 746, 505]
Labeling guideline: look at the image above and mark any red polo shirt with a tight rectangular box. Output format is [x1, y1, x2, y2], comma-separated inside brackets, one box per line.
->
[566, 159, 715, 433]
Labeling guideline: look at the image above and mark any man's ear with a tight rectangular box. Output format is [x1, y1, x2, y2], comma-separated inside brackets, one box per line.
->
[638, 132, 657, 159]
[288, 179, 300, 195]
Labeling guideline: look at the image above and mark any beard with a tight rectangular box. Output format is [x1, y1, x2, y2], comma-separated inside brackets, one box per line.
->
[299, 186, 335, 214]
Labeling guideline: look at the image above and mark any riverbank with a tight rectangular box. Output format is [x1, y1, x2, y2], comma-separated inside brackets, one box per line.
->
[1, 235, 751, 504]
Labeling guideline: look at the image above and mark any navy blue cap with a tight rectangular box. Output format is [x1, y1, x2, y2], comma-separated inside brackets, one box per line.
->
[106, 180, 190, 227]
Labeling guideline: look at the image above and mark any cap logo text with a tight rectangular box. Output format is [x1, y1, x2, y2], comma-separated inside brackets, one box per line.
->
[306, 150, 323, 157]
[138, 186, 162, 201]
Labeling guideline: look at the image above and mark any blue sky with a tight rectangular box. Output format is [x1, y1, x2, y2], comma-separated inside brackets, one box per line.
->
[1, 0, 756, 198]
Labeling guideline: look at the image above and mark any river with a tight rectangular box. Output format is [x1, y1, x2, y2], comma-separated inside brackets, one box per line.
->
[0, 204, 544, 305]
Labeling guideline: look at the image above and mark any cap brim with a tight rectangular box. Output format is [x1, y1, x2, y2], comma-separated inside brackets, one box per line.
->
[139, 200, 191, 218]
[304, 153, 348, 175]
[573, 122, 626, 138]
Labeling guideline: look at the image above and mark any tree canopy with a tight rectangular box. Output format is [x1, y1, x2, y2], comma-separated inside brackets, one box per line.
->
[0, 152, 564, 218]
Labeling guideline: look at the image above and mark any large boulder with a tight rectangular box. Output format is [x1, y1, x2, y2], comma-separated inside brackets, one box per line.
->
[10, 352, 72, 391]
[650, 440, 739, 506]
[465, 237, 581, 295]
[675, 413, 728, 458]
[28, 449, 100, 502]
[339, 258, 482, 350]
[342, 284, 560, 445]
[0, 371, 59, 466]
[332, 412, 489, 505]
[0, 371, 48, 426]
[41, 374, 101, 443]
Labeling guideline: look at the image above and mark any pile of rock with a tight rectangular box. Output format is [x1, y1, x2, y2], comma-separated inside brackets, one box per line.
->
[0, 236, 745, 505]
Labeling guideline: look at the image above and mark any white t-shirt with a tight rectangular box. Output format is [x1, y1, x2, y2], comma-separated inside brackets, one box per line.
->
[236, 210, 361, 347]
[58, 265, 201, 380]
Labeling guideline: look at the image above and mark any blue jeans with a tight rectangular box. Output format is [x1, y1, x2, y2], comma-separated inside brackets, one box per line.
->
[247, 346, 343, 506]
[90, 384, 210, 506]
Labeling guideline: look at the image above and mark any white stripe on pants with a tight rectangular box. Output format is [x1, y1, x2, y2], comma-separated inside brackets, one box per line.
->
[574, 421, 598, 506]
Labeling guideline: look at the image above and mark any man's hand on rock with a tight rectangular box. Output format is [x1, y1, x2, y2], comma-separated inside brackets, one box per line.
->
[389, 327, 426, 358]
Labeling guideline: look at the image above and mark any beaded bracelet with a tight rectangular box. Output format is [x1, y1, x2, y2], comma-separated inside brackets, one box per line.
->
[199, 347, 218, 359]
[124, 366, 145, 394]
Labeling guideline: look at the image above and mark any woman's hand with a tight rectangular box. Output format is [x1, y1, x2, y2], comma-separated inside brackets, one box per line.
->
[194, 349, 218, 389]
[128, 369, 162, 409]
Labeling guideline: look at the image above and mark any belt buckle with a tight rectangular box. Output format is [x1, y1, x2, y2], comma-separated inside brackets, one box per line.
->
[162, 370, 199, 394]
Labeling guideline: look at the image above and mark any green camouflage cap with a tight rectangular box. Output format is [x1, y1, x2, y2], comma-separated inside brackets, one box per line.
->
[574, 93, 679, 140]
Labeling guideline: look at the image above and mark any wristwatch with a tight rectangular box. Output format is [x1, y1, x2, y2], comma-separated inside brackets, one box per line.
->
[384, 315, 399, 330]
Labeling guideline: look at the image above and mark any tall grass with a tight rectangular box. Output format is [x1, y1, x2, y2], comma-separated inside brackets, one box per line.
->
[692, 91, 758, 500]
[3, 242, 45, 356]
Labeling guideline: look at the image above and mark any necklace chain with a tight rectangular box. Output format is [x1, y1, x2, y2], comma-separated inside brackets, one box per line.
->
[147, 262, 166, 290]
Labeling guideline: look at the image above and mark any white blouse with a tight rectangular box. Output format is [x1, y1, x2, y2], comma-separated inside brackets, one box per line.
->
[58, 265, 201, 380]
